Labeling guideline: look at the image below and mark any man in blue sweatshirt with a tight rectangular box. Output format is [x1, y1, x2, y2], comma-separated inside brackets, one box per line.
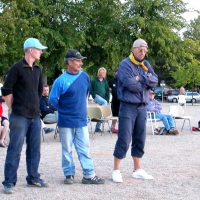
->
[112, 39, 158, 183]
[49, 49, 105, 185]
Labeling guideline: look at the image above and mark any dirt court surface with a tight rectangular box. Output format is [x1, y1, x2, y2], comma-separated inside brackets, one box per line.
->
[0, 101, 200, 200]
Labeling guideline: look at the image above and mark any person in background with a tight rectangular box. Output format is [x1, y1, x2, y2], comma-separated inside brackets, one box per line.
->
[112, 38, 158, 183]
[49, 49, 105, 185]
[0, 103, 9, 148]
[1, 38, 49, 194]
[147, 90, 179, 135]
[108, 68, 120, 134]
[40, 85, 57, 123]
[89, 67, 110, 132]
[179, 85, 185, 95]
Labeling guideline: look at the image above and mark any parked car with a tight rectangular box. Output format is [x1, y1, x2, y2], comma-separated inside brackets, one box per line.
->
[167, 91, 200, 103]
[153, 86, 163, 99]
[163, 89, 179, 100]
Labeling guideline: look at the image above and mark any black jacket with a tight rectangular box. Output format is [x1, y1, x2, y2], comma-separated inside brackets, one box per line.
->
[40, 95, 57, 119]
[1, 58, 43, 118]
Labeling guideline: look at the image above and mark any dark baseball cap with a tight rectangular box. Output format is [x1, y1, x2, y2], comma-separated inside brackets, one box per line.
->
[65, 49, 86, 60]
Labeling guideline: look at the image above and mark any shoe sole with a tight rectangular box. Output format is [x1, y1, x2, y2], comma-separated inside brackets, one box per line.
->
[4, 190, 14, 194]
[112, 178, 123, 183]
[132, 175, 154, 180]
[27, 183, 50, 187]
[64, 180, 74, 184]
[82, 180, 105, 184]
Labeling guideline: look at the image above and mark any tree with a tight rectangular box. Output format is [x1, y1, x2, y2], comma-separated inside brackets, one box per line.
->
[0, 0, 195, 87]
[171, 20, 200, 90]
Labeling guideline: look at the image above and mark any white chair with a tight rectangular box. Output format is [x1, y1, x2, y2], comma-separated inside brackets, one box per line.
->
[178, 95, 186, 108]
[146, 112, 162, 135]
[169, 105, 191, 132]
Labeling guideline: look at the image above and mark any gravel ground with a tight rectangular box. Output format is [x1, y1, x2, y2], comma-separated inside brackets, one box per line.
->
[0, 102, 200, 200]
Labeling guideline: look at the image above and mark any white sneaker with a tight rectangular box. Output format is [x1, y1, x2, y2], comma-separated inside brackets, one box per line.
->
[112, 170, 123, 183]
[132, 169, 154, 180]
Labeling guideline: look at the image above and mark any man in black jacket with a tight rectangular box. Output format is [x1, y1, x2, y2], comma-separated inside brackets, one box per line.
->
[40, 85, 57, 123]
[1, 38, 49, 194]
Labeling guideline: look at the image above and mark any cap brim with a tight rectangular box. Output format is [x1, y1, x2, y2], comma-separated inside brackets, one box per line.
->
[74, 56, 87, 60]
[37, 45, 48, 50]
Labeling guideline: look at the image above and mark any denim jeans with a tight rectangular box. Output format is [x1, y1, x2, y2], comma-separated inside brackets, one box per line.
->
[155, 113, 175, 131]
[43, 111, 58, 123]
[2, 113, 41, 187]
[94, 95, 107, 129]
[59, 126, 95, 178]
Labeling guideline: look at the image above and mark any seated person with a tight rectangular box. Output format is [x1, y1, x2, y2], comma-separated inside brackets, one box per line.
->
[147, 90, 179, 135]
[0, 103, 9, 147]
[40, 85, 57, 123]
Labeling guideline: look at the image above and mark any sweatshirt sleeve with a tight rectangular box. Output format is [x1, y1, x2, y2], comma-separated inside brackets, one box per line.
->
[138, 60, 158, 88]
[49, 79, 61, 109]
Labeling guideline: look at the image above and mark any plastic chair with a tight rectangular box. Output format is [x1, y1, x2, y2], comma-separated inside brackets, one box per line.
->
[98, 105, 118, 122]
[87, 106, 111, 137]
[178, 95, 186, 108]
[146, 112, 162, 135]
[169, 105, 191, 132]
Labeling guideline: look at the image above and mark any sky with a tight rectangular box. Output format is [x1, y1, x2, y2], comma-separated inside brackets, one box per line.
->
[182, 0, 200, 21]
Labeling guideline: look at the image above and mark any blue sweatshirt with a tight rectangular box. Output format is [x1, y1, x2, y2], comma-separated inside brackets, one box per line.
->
[146, 99, 162, 113]
[118, 57, 158, 104]
[49, 71, 89, 128]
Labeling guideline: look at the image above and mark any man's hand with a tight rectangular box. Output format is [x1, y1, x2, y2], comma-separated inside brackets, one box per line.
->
[146, 73, 152, 76]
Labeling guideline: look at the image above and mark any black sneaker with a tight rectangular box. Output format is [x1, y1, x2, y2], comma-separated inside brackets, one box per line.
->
[27, 179, 49, 187]
[82, 176, 105, 184]
[64, 175, 74, 184]
[4, 185, 15, 194]
[44, 127, 55, 134]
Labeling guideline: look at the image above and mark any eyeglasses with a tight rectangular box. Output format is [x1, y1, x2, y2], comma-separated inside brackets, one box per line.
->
[135, 48, 148, 53]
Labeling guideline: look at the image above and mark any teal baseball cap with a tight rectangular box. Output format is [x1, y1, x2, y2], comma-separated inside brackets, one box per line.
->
[23, 38, 48, 50]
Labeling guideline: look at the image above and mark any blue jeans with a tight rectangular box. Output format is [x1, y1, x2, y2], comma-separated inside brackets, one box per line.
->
[94, 95, 107, 129]
[59, 126, 95, 178]
[155, 113, 175, 131]
[2, 113, 41, 187]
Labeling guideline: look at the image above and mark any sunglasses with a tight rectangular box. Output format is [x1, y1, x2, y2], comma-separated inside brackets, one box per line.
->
[135, 48, 148, 53]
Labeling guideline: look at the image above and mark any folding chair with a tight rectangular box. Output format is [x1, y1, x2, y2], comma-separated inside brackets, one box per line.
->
[98, 105, 118, 130]
[178, 95, 186, 109]
[169, 105, 191, 132]
[87, 106, 111, 137]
